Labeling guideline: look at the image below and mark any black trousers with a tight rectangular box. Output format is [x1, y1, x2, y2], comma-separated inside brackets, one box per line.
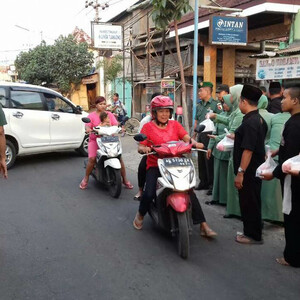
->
[197, 132, 214, 187]
[238, 171, 262, 241]
[139, 167, 206, 224]
[283, 190, 300, 267]
[138, 155, 147, 189]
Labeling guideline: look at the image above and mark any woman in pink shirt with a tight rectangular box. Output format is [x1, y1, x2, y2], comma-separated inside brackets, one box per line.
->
[79, 96, 133, 190]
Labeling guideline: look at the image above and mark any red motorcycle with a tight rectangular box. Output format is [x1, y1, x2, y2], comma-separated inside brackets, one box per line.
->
[135, 127, 205, 259]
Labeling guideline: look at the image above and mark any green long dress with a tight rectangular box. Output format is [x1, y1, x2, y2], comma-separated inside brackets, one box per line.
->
[261, 112, 290, 222]
[213, 85, 244, 216]
[208, 110, 231, 204]
[257, 95, 273, 145]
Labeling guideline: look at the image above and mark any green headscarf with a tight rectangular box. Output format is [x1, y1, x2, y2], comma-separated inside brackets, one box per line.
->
[223, 94, 233, 111]
[229, 84, 243, 110]
[257, 95, 268, 109]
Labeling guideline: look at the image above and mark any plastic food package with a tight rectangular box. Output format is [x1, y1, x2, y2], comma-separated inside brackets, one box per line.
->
[256, 151, 278, 178]
[282, 154, 300, 173]
[200, 118, 216, 133]
[216, 129, 234, 152]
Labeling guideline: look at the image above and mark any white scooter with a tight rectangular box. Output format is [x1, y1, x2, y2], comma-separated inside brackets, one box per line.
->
[82, 117, 123, 198]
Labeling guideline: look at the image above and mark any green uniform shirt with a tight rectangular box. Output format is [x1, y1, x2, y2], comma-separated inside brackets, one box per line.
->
[0, 105, 7, 126]
[195, 97, 221, 123]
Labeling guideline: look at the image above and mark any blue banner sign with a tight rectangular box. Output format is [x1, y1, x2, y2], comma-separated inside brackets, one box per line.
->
[209, 16, 247, 46]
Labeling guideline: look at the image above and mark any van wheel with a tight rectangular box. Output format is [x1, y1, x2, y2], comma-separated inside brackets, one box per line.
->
[76, 134, 89, 157]
[6, 140, 17, 169]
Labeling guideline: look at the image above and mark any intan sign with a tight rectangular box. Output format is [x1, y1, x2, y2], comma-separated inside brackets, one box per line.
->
[93, 24, 123, 50]
[256, 55, 300, 80]
[209, 16, 247, 46]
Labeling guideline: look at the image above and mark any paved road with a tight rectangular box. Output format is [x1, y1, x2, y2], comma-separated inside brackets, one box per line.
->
[0, 135, 299, 299]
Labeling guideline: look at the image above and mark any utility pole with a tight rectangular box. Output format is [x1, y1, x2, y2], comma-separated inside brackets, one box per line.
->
[85, 0, 110, 22]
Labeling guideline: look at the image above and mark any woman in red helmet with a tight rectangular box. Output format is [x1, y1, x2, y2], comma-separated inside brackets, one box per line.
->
[133, 96, 217, 237]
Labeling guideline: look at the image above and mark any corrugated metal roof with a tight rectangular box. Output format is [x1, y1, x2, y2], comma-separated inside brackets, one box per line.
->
[276, 44, 300, 54]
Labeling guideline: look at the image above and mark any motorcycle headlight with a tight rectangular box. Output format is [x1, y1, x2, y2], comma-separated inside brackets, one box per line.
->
[161, 165, 173, 185]
[189, 167, 195, 184]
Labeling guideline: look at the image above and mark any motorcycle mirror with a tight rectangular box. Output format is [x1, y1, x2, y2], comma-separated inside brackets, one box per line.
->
[134, 133, 147, 142]
[82, 117, 91, 123]
[194, 124, 205, 133]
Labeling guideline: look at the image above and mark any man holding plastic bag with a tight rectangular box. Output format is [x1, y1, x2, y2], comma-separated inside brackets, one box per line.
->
[263, 86, 300, 267]
[194, 82, 222, 192]
[233, 85, 267, 244]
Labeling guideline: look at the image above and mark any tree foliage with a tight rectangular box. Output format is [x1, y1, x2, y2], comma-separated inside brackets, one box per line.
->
[150, 0, 192, 131]
[97, 55, 123, 87]
[15, 35, 94, 95]
[150, 0, 192, 29]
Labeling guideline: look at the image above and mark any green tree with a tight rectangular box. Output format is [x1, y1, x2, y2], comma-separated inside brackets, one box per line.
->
[15, 35, 94, 97]
[15, 41, 53, 85]
[97, 55, 123, 97]
[150, 0, 192, 131]
[49, 35, 94, 96]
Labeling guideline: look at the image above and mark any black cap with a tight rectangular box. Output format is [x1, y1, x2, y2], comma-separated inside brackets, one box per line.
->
[241, 84, 262, 103]
[269, 82, 281, 90]
[216, 84, 229, 93]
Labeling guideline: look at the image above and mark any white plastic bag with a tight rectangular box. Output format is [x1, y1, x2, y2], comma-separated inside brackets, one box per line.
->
[281, 154, 300, 215]
[200, 118, 215, 133]
[256, 151, 278, 178]
[282, 154, 300, 173]
[216, 130, 234, 152]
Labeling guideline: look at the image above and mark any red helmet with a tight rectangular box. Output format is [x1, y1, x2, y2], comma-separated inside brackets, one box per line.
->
[150, 96, 173, 119]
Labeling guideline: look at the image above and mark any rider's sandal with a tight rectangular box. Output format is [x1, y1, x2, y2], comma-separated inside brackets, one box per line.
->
[133, 213, 143, 230]
[123, 181, 133, 189]
[200, 228, 217, 238]
[79, 178, 88, 190]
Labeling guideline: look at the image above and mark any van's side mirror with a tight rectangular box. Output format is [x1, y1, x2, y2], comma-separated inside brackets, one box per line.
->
[75, 105, 82, 114]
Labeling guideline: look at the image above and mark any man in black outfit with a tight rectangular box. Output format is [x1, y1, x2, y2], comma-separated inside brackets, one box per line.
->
[263, 86, 300, 267]
[267, 81, 282, 113]
[233, 84, 267, 244]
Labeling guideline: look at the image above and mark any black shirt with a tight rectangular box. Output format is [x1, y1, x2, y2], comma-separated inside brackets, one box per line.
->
[267, 96, 282, 114]
[233, 110, 267, 175]
[273, 112, 300, 180]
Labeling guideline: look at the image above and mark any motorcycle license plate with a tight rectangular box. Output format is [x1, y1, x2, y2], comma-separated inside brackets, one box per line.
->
[100, 136, 119, 143]
[163, 157, 192, 167]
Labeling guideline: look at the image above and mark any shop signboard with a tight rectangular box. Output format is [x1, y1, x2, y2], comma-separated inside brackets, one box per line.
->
[161, 80, 175, 89]
[256, 55, 300, 80]
[92, 23, 123, 50]
[209, 16, 247, 46]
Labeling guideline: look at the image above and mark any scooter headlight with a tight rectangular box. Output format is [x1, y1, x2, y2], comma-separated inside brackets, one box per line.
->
[161, 165, 174, 185]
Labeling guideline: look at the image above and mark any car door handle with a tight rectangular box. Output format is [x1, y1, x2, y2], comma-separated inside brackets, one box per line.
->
[12, 111, 24, 118]
[51, 114, 60, 120]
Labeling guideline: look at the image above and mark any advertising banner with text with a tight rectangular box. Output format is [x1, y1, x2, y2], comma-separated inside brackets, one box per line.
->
[93, 24, 123, 50]
[209, 16, 247, 46]
[256, 55, 300, 80]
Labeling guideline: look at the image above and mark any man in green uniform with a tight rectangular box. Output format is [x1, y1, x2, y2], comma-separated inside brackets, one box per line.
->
[194, 82, 222, 191]
[0, 104, 8, 178]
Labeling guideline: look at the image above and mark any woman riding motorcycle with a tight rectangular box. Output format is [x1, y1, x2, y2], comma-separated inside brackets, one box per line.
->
[79, 96, 133, 190]
[133, 96, 217, 237]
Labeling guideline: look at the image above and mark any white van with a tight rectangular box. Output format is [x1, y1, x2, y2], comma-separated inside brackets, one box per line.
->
[0, 82, 89, 169]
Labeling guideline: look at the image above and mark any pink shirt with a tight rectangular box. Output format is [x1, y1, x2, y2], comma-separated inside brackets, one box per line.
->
[87, 111, 118, 141]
